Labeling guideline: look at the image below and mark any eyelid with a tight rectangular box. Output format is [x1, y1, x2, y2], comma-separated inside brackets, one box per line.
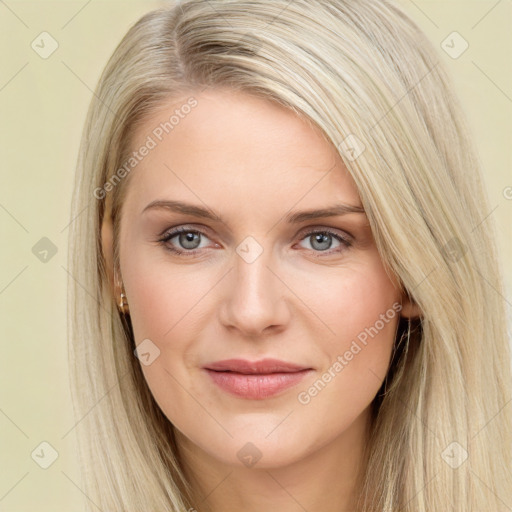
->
[295, 224, 353, 241]
[158, 223, 213, 238]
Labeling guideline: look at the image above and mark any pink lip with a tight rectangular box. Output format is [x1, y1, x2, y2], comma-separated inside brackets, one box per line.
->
[203, 358, 313, 400]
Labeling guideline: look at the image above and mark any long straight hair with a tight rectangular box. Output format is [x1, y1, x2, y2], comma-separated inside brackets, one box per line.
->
[67, 1, 512, 510]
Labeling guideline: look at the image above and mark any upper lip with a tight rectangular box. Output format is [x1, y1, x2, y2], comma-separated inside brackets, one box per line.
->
[203, 358, 311, 374]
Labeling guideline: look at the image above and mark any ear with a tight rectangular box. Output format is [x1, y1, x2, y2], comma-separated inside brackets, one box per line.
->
[100, 208, 117, 297]
[400, 291, 421, 319]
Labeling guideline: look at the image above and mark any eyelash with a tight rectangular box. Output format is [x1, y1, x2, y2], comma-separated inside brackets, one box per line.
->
[157, 226, 353, 257]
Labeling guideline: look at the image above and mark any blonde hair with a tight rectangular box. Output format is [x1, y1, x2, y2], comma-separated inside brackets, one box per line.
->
[67, 0, 512, 510]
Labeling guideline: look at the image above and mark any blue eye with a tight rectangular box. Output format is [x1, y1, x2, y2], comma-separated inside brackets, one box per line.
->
[159, 227, 211, 255]
[158, 227, 352, 256]
[297, 230, 352, 254]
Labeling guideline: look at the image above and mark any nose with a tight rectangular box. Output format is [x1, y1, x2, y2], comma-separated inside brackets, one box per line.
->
[218, 246, 291, 338]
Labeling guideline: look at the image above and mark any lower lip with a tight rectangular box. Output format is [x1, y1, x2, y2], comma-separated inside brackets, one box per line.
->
[204, 369, 312, 400]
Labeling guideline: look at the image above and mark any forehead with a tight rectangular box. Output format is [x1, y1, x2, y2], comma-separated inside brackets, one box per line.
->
[124, 88, 360, 217]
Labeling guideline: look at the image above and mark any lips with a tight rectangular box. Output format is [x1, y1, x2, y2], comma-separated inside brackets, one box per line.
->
[203, 358, 313, 400]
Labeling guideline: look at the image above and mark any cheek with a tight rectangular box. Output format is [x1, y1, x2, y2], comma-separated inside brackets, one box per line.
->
[120, 251, 214, 425]
[335, 264, 399, 377]
[293, 258, 400, 429]
[122, 247, 213, 341]
[294, 253, 400, 357]
[333, 268, 399, 360]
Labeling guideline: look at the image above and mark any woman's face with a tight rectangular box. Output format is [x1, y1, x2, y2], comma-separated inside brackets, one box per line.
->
[113, 88, 407, 469]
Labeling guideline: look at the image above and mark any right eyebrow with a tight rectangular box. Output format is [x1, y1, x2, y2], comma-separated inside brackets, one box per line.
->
[142, 200, 223, 222]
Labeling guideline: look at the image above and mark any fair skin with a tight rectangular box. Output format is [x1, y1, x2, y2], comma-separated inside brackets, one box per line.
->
[102, 88, 417, 511]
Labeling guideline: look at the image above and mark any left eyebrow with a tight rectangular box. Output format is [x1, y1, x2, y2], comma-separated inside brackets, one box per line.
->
[284, 203, 366, 223]
[141, 199, 366, 224]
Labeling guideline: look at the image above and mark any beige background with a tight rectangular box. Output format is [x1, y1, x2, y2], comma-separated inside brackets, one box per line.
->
[1, 1, 510, 510]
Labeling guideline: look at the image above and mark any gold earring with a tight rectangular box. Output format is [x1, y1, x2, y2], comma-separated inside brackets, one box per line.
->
[114, 267, 129, 315]
[118, 288, 129, 315]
